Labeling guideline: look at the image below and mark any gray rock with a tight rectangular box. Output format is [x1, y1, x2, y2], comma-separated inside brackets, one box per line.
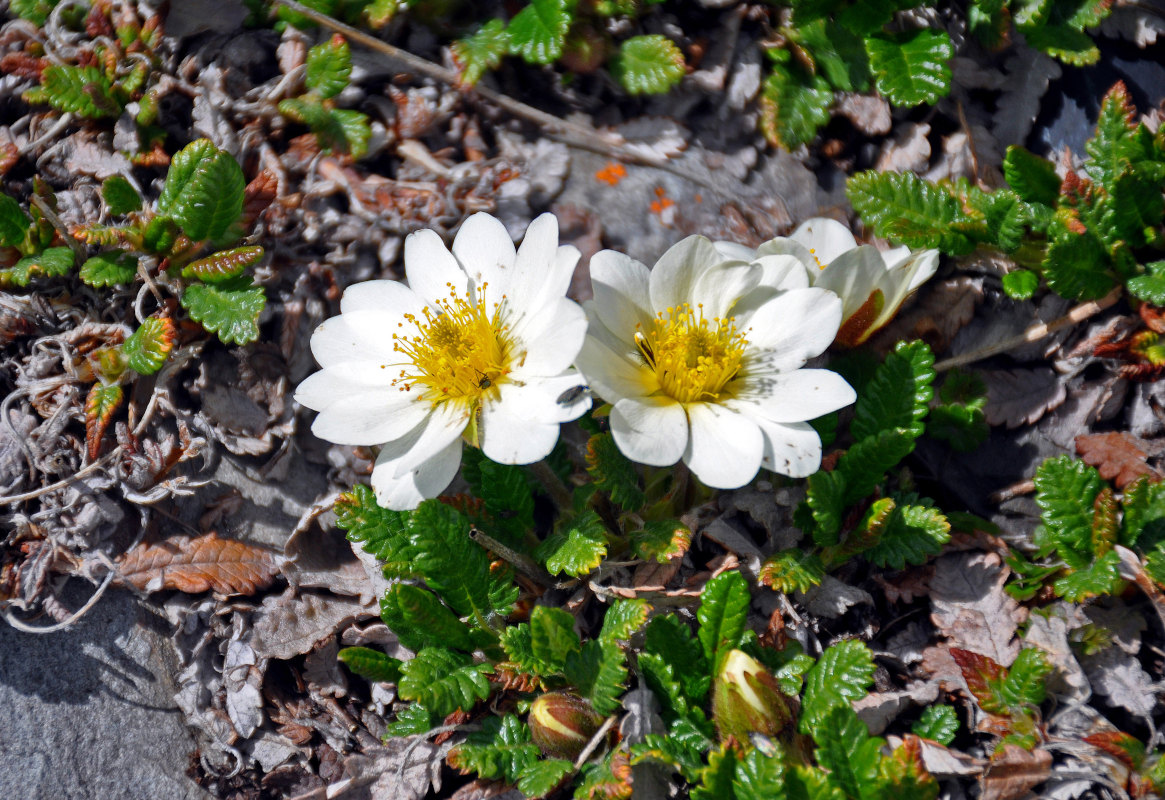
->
[0, 585, 209, 800]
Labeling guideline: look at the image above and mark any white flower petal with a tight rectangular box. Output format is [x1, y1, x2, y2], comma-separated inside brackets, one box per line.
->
[789, 217, 858, 266]
[882, 244, 912, 268]
[811, 245, 885, 321]
[451, 212, 516, 293]
[294, 363, 406, 409]
[727, 369, 856, 423]
[574, 334, 657, 403]
[695, 261, 761, 319]
[683, 403, 763, 489]
[310, 310, 403, 367]
[390, 402, 469, 479]
[753, 418, 823, 478]
[372, 437, 463, 510]
[745, 288, 842, 371]
[511, 298, 587, 377]
[405, 228, 468, 303]
[310, 390, 429, 446]
[340, 279, 423, 317]
[480, 387, 564, 465]
[590, 249, 653, 339]
[755, 236, 815, 271]
[610, 396, 687, 467]
[713, 241, 756, 261]
[649, 236, 724, 312]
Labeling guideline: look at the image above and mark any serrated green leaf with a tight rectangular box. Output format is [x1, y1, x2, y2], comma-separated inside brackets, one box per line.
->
[452, 19, 510, 86]
[0, 194, 30, 247]
[1034, 456, 1105, 568]
[1003, 145, 1061, 207]
[507, 0, 573, 65]
[156, 139, 246, 242]
[837, 428, 917, 506]
[1143, 543, 1165, 588]
[317, 108, 372, 159]
[517, 758, 574, 798]
[799, 639, 875, 734]
[791, 18, 869, 92]
[1121, 477, 1165, 549]
[632, 717, 713, 783]
[85, 382, 124, 460]
[852, 340, 935, 442]
[1000, 647, 1052, 709]
[1012, 0, 1052, 28]
[537, 511, 608, 577]
[697, 571, 750, 671]
[398, 648, 491, 717]
[1, 246, 74, 287]
[335, 484, 410, 557]
[465, 452, 535, 549]
[847, 171, 976, 254]
[866, 28, 952, 107]
[140, 215, 181, 255]
[338, 646, 403, 683]
[786, 764, 846, 800]
[1024, 24, 1099, 65]
[35, 64, 120, 118]
[121, 316, 175, 376]
[1054, 548, 1123, 600]
[733, 745, 786, 800]
[448, 714, 540, 782]
[564, 639, 627, 715]
[1002, 269, 1040, 300]
[759, 549, 825, 594]
[391, 583, 477, 652]
[10, 0, 60, 25]
[181, 276, 265, 345]
[610, 35, 685, 95]
[182, 246, 263, 283]
[1043, 224, 1114, 300]
[911, 704, 958, 744]
[80, 250, 138, 288]
[1086, 82, 1139, 192]
[691, 742, 737, 800]
[1127, 261, 1165, 305]
[632, 519, 690, 563]
[387, 702, 431, 736]
[927, 403, 988, 452]
[813, 705, 883, 798]
[759, 61, 833, 150]
[306, 35, 351, 99]
[803, 469, 847, 546]
[101, 175, 142, 215]
[644, 613, 709, 705]
[599, 598, 650, 644]
[530, 605, 581, 673]
[863, 501, 951, 569]
[586, 433, 644, 511]
[775, 652, 815, 697]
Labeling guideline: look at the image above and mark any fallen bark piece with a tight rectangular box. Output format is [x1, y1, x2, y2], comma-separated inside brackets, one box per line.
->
[116, 531, 280, 595]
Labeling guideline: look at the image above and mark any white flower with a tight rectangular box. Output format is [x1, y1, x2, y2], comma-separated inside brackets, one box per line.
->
[574, 235, 856, 488]
[717, 217, 939, 347]
[295, 212, 591, 510]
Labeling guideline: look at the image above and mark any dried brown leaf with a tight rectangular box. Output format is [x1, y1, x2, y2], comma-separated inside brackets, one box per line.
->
[251, 589, 377, 661]
[116, 531, 280, 595]
[980, 745, 1052, 800]
[981, 367, 1067, 428]
[1075, 432, 1159, 488]
[930, 552, 1025, 664]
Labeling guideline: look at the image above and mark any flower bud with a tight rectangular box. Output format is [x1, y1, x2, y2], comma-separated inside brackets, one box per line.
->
[711, 649, 795, 743]
[528, 692, 605, 760]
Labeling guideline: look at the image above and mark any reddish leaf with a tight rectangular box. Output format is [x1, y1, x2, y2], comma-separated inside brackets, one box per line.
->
[949, 647, 1006, 713]
[241, 168, 278, 230]
[116, 531, 280, 595]
[181, 245, 264, 283]
[1083, 730, 1146, 770]
[1076, 432, 1158, 489]
[85, 382, 123, 460]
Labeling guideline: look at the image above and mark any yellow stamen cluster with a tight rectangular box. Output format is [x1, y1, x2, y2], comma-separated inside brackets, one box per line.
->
[391, 282, 513, 406]
[635, 303, 747, 404]
[809, 247, 825, 270]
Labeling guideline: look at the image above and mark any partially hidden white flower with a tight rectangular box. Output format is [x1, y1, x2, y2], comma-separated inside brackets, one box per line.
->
[716, 217, 939, 347]
[295, 212, 591, 510]
[574, 235, 856, 489]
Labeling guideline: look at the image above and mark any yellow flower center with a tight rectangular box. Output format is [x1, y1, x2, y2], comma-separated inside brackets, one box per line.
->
[391, 282, 517, 407]
[635, 303, 748, 404]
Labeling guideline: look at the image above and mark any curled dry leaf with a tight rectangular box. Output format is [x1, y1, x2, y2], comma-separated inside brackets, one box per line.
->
[930, 552, 1025, 665]
[980, 745, 1052, 800]
[116, 531, 280, 595]
[1075, 432, 1160, 488]
[981, 368, 1067, 429]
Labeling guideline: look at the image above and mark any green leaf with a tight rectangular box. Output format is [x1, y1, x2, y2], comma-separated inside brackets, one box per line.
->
[791, 19, 869, 92]
[101, 175, 142, 215]
[799, 640, 875, 735]
[733, 745, 787, 800]
[803, 469, 848, 546]
[847, 171, 976, 254]
[691, 742, 737, 800]
[696, 571, 750, 671]
[632, 717, 713, 783]
[600, 599, 650, 644]
[852, 339, 935, 442]
[390, 583, 477, 652]
[1120, 477, 1165, 548]
[334, 484, 410, 560]
[0, 194, 30, 247]
[80, 250, 138, 288]
[927, 403, 989, 452]
[35, 64, 120, 118]
[775, 652, 815, 697]
[320, 108, 373, 159]
[866, 29, 953, 107]
[644, 613, 709, 705]
[1034, 456, 1105, 568]
[537, 511, 608, 577]
[140, 216, 181, 255]
[517, 758, 574, 798]
[837, 428, 917, 506]
[759, 61, 833, 150]
[564, 639, 627, 715]
[610, 35, 685, 95]
[1002, 269, 1040, 300]
[156, 139, 246, 243]
[1012, 0, 1052, 28]
[1000, 647, 1052, 709]
[1086, 82, 1140, 191]
[1043, 225, 1114, 300]
[85, 382, 124, 459]
[632, 519, 691, 563]
[2, 247, 74, 287]
[786, 764, 846, 800]
[1127, 261, 1165, 305]
[1024, 24, 1099, 65]
[507, 0, 573, 65]
[338, 646, 403, 683]
[121, 316, 176, 375]
[863, 501, 951, 569]
[397, 647, 491, 718]
[759, 549, 825, 594]
[813, 705, 883, 799]
[1054, 548, 1123, 601]
[306, 35, 352, 99]
[10, 0, 60, 25]
[530, 605, 581, 673]
[181, 246, 264, 283]
[586, 433, 644, 511]
[911, 704, 958, 745]
[1142, 543, 1165, 588]
[181, 276, 265, 345]
[448, 714, 539, 782]
[386, 702, 431, 736]
[465, 453, 535, 549]
[1003, 145, 1061, 207]
[452, 19, 510, 86]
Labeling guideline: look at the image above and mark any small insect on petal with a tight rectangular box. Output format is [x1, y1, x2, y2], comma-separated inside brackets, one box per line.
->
[556, 385, 590, 406]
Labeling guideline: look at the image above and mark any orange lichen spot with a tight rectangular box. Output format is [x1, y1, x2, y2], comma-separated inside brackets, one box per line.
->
[650, 186, 675, 215]
[595, 162, 627, 186]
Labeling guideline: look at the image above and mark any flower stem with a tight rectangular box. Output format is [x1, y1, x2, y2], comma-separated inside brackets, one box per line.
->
[529, 460, 574, 512]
